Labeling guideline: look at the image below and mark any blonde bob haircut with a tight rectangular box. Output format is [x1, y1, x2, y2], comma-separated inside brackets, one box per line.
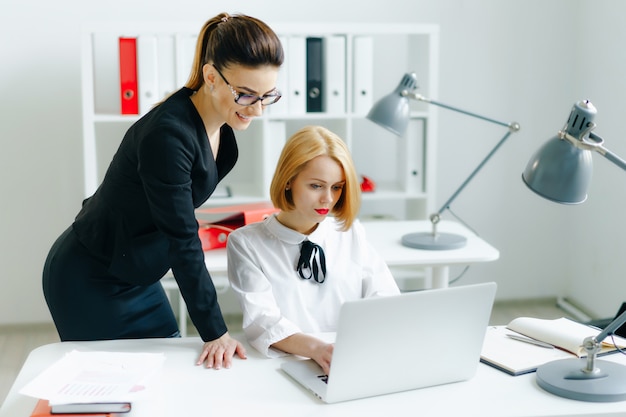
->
[270, 125, 361, 231]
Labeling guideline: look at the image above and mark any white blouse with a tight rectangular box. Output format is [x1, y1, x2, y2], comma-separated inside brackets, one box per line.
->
[227, 214, 400, 357]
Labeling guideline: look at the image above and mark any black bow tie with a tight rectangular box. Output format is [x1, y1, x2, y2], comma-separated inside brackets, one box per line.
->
[297, 240, 326, 284]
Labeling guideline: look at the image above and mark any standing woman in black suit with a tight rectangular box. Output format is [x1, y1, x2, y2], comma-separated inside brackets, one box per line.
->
[43, 12, 284, 369]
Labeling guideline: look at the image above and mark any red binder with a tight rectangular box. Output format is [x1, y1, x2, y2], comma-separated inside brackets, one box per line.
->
[119, 37, 139, 115]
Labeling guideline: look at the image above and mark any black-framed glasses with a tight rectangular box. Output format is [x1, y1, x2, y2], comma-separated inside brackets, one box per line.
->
[212, 64, 281, 106]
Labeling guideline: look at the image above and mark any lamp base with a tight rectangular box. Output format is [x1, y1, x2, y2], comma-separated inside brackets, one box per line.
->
[536, 358, 626, 402]
[401, 232, 467, 250]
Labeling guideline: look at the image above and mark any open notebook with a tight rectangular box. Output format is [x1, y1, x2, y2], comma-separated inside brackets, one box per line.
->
[281, 282, 497, 403]
[481, 316, 626, 376]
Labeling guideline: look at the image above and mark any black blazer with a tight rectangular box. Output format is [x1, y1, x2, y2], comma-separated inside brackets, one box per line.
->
[73, 88, 238, 341]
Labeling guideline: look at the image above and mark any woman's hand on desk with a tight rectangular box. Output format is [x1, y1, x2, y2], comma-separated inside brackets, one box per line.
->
[197, 332, 247, 369]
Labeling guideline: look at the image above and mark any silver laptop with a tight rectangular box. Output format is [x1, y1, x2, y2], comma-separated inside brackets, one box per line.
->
[281, 282, 497, 403]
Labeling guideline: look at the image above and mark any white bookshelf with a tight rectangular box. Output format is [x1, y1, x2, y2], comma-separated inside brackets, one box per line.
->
[80, 21, 440, 220]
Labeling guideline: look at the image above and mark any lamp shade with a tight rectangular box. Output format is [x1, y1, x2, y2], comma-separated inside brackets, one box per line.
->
[522, 100, 598, 204]
[522, 136, 593, 204]
[366, 73, 419, 136]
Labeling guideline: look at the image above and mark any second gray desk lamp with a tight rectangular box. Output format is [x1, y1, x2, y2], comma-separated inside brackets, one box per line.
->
[367, 72, 520, 250]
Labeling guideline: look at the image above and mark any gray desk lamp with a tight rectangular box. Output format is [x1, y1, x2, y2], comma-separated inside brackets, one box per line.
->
[523, 99, 626, 402]
[367, 72, 520, 250]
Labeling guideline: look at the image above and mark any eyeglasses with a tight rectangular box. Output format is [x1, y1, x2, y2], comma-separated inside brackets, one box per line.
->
[212, 64, 281, 106]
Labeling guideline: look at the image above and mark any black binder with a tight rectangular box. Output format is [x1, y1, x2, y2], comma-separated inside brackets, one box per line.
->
[306, 37, 324, 112]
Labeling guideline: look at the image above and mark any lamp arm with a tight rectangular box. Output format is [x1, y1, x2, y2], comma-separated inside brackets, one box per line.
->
[433, 129, 515, 222]
[405, 92, 517, 130]
[602, 148, 626, 171]
[596, 140, 626, 172]
[561, 129, 626, 172]
[595, 309, 626, 345]
[404, 91, 521, 225]
[576, 309, 626, 376]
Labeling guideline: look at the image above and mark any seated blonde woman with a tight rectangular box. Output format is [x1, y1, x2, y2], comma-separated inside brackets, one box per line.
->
[227, 125, 399, 375]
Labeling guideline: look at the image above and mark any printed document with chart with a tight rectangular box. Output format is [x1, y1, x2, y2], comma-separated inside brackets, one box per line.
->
[19, 350, 165, 405]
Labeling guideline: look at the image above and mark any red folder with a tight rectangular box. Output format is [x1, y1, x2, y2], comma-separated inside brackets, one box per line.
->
[196, 202, 280, 250]
[119, 37, 139, 115]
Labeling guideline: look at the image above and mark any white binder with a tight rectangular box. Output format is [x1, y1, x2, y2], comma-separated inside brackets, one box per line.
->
[175, 33, 196, 88]
[352, 36, 374, 115]
[156, 34, 176, 102]
[404, 118, 425, 193]
[287, 36, 307, 115]
[324, 35, 346, 114]
[137, 35, 159, 115]
[91, 33, 121, 114]
[267, 35, 289, 116]
[262, 120, 287, 193]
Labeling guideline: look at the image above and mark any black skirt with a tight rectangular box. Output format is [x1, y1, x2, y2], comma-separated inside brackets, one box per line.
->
[42, 226, 179, 341]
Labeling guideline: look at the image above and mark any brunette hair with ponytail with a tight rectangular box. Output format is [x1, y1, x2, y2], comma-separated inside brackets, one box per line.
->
[185, 13, 284, 91]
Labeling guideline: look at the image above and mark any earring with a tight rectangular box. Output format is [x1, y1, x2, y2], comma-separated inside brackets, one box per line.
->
[210, 84, 214, 92]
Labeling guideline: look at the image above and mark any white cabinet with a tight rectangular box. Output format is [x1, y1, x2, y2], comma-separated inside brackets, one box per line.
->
[80, 22, 439, 220]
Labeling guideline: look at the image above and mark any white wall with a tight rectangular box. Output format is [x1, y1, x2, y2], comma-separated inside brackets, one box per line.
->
[1, 0, 623, 325]
[559, 1, 626, 317]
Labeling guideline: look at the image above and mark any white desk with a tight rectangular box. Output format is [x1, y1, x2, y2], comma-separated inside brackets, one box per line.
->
[163, 220, 500, 335]
[3, 337, 626, 417]
[361, 220, 499, 288]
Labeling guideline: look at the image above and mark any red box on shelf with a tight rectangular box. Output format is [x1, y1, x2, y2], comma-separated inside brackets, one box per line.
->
[196, 202, 279, 250]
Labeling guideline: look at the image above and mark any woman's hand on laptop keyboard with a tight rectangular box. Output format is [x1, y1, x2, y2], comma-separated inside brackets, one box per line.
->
[312, 343, 334, 376]
[272, 333, 334, 375]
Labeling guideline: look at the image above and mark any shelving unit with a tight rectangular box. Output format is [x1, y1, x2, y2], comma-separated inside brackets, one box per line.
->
[81, 21, 440, 221]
